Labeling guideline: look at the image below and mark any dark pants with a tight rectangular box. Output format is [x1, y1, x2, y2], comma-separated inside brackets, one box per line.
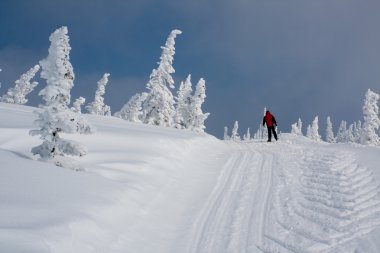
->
[267, 126, 278, 141]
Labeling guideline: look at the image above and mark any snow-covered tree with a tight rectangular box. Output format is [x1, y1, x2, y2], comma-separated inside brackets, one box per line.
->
[188, 78, 210, 132]
[353, 121, 362, 143]
[231, 121, 240, 141]
[174, 74, 193, 129]
[346, 124, 355, 142]
[72, 96, 85, 113]
[86, 73, 111, 116]
[243, 128, 251, 141]
[223, 126, 229, 140]
[306, 125, 312, 139]
[326, 116, 335, 143]
[1, 65, 40, 104]
[141, 29, 182, 127]
[336, 121, 347, 143]
[30, 26, 93, 162]
[115, 92, 148, 122]
[297, 118, 303, 136]
[310, 116, 321, 141]
[360, 89, 380, 145]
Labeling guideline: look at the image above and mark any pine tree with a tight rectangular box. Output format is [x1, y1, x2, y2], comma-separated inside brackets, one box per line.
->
[306, 125, 312, 139]
[1, 65, 40, 104]
[326, 116, 335, 143]
[310, 116, 321, 141]
[291, 123, 298, 135]
[141, 29, 182, 127]
[346, 124, 355, 142]
[231, 121, 240, 140]
[174, 74, 193, 129]
[360, 89, 380, 145]
[188, 78, 210, 132]
[30, 26, 93, 162]
[243, 128, 251, 141]
[72, 96, 85, 113]
[336, 121, 347, 143]
[86, 73, 111, 116]
[115, 92, 148, 122]
[297, 118, 303, 136]
[223, 126, 229, 140]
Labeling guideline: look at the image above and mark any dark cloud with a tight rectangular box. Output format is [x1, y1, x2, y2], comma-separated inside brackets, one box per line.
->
[1, 0, 379, 138]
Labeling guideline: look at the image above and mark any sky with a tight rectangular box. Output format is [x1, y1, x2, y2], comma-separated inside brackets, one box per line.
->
[1, 0, 380, 138]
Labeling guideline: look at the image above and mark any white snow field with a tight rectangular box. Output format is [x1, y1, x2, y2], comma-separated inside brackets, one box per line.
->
[1, 102, 380, 253]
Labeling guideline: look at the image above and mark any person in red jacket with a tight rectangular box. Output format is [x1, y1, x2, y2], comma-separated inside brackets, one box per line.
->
[263, 110, 278, 142]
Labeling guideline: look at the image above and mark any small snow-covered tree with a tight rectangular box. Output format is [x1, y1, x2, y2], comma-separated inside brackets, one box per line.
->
[86, 73, 111, 116]
[306, 125, 312, 139]
[174, 74, 193, 129]
[291, 123, 298, 135]
[30, 26, 93, 162]
[141, 29, 182, 127]
[231, 121, 240, 141]
[326, 116, 335, 143]
[115, 92, 148, 122]
[1, 64, 40, 104]
[353, 121, 362, 143]
[309, 116, 321, 141]
[188, 78, 210, 132]
[223, 126, 229, 140]
[72, 96, 85, 113]
[336, 121, 347, 143]
[297, 118, 303, 136]
[243, 128, 251, 141]
[346, 124, 355, 142]
[360, 89, 380, 145]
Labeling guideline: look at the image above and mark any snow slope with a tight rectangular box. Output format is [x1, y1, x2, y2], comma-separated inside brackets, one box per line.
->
[1, 102, 380, 253]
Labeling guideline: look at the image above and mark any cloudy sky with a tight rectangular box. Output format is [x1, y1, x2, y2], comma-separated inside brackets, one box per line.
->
[1, 0, 379, 138]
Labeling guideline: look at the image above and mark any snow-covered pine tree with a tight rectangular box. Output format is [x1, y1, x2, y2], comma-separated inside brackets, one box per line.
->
[188, 78, 210, 132]
[243, 128, 251, 141]
[1, 65, 40, 104]
[223, 126, 229, 140]
[231, 121, 240, 141]
[114, 92, 148, 122]
[360, 89, 380, 145]
[174, 74, 193, 129]
[353, 121, 362, 143]
[30, 26, 93, 162]
[326, 116, 335, 143]
[141, 29, 182, 127]
[72, 96, 85, 113]
[310, 116, 321, 141]
[346, 124, 355, 142]
[291, 122, 299, 135]
[86, 73, 111, 116]
[297, 118, 303, 136]
[306, 125, 312, 139]
[336, 121, 347, 143]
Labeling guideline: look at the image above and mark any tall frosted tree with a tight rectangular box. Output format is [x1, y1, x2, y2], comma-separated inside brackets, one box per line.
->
[86, 73, 111, 116]
[326, 116, 335, 143]
[306, 125, 312, 139]
[174, 74, 193, 129]
[188, 78, 210, 132]
[360, 89, 380, 145]
[231, 121, 240, 141]
[141, 29, 182, 127]
[1, 65, 40, 104]
[115, 92, 148, 122]
[30, 26, 93, 163]
[290, 118, 303, 136]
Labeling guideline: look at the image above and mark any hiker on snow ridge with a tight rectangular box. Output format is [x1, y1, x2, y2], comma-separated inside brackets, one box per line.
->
[263, 110, 278, 142]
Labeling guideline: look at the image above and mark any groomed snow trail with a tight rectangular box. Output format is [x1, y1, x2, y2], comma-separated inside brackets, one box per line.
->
[185, 142, 276, 253]
[185, 137, 380, 253]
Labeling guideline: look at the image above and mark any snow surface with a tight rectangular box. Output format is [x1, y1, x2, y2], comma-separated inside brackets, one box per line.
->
[1, 102, 380, 253]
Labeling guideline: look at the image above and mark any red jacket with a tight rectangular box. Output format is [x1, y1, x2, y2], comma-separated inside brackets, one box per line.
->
[263, 111, 277, 127]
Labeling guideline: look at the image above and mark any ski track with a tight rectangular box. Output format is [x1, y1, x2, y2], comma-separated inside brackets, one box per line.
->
[184, 139, 380, 253]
